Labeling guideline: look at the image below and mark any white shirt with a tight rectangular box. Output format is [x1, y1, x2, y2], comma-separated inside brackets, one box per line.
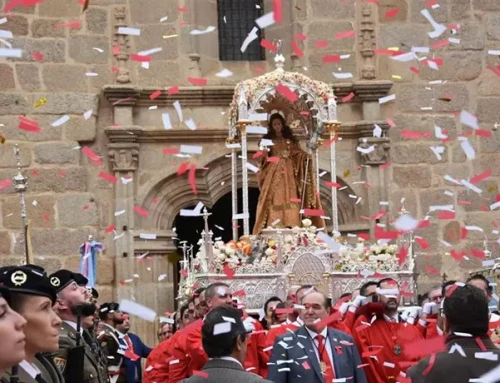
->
[209, 356, 243, 368]
[19, 360, 41, 379]
[305, 327, 334, 369]
[64, 320, 84, 335]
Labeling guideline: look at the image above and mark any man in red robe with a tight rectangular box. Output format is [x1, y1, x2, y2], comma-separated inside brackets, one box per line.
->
[168, 288, 210, 383]
[344, 281, 378, 330]
[353, 278, 423, 383]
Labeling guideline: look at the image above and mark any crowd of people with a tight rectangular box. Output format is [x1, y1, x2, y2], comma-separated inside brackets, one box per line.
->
[0, 264, 499, 383]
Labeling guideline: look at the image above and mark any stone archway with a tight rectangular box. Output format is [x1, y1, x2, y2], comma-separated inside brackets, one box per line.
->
[140, 155, 367, 235]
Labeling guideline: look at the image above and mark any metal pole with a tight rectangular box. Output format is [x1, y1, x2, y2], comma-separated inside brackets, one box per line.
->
[12, 144, 30, 264]
[239, 123, 249, 236]
[231, 145, 238, 241]
[329, 126, 339, 234]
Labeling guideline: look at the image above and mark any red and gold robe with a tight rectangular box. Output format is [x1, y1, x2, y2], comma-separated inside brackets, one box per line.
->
[143, 337, 173, 383]
[168, 319, 203, 383]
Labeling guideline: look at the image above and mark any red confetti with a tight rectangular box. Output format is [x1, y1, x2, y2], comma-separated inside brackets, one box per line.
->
[163, 148, 179, 155]
[326, 181, 342, 188]
[315, 310, 342, 330]
[374, 49, 396, 56]
[105, 225, 116, 234]
[99, 171, 117, 184]
[400, 130, 422, 139]
[276, 84, 298, 102]
[397, 246, 408, 266]
[374, 227, 399, 240]
[177, 6, 187, 12]
[470, 169, 492, 184]
[188, 163, 198, 195]
[168, 86, 179, 95]
[18, 116, 40, 133]
[410, 66, 421, 74]
[450, 250, 465, 262]
[475, 129, 492, 137]
[275, 308, 294, 314]
[152, 197, 159, 204]
[31, 52, 44, 61]
[261, 38, 277, 52]
[425, 0, 437, 6]
[342, 92, 355, 103]
[296, 33, 307, 41]
[302, 209, 324, 217]
[223, 264, 235, 279]
[112, 45, 120, 55]
[290, 198, 301, 203]
[53, 21, 81, 29]
[130, 54, 151, 62]
[415, 237, 429, 250]
[358, 233, 370, 241]
[471, 249, 485, 259]
[252, 151, 264, 159]
[431, 39, 450, 49]
[323, 55, 341, 63]
[385, 8, 400, 18]
[475, 337, 487, 352]
[380, 162, 392, 169]
[302, 360, 311, 370]
[267, 156, 280, 163]
[291, 40, 304, 58]
[315, 41, 328, 48]
[0, 179, 13, 190]
[188, 77, 207, 86]
[177, 161, 190, 175]
[425, 266, 439, 275]
[233, 289, 246, 297]
[134, 206, 149, 217]
[273, 0, 282, 23]
[437, 211, 455, 220]
[335, 30, 355, 39]
[81, 146, 101, 164]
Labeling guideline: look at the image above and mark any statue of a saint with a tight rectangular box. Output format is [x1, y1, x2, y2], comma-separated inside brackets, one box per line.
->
[253, 113, 325, 234]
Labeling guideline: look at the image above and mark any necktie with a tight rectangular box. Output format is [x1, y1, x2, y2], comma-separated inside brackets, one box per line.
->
[124, 335, 134, 352]
[316, 334, 335, 383]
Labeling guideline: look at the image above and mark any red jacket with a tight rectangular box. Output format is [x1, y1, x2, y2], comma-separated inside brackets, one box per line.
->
[143, 337, 173, 383]
[168, 319, 203, 383]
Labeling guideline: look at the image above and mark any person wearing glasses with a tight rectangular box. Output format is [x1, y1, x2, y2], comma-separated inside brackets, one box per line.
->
[180, 306, 273, 383]
[0, 284, 28, 383]
[50, 269, 106, 383]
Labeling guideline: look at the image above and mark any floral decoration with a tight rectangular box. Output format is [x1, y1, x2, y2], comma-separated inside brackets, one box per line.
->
[335, 240, 400, 273]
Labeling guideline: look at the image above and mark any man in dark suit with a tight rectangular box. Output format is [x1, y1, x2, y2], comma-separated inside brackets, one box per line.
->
[115, 314, 151, 383]
[407, 284, 500, 383]
[180, 305, 272, 383]
[268, 291, 367, 383]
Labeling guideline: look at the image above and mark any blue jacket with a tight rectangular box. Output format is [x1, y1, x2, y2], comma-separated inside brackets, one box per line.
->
[120, 332, 152, 383]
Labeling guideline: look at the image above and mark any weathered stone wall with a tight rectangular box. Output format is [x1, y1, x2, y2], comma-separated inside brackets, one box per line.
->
[0, 0, 499, 319]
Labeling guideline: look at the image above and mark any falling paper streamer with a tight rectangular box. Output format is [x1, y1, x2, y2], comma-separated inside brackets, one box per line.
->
[216, 68, 233, 78]
[246, 162, 259, 173]
[247, 126, 268, 134]
[379, 94, 396, 104]
[373, 125, 382, 138]
[460, 179, 482, 194]
[391, 52, 418, 62]
[459, 138, 475, 160]
[51, 115, 70, 127]
[180, 145, 202, 154]
[119, 299, 156, 322]
[255, 12, 275, 29]
[435, 126, 447, 139]
[160, 16, 169, 22]
[190, 26, 216, 35]
[357, 145, 375, 154]
[421, 9, 446, 38]
[0, 48, 22, 58]
[430, 146, 445, 161]
[460, 110, 478, 130]
[84, 110, 93, 120]
[241, 27, 259, 53]
[213, 321, 232, 335]
[118, 27, 141, 36]
[332, 72, 353, 79]
[185, 118, 197, 130]
[173, 101, 183, 122]
[0, 30, 13, 39]
[162, 113, 172, 130]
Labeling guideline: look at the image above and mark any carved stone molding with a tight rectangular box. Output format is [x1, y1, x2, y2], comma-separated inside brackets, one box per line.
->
[102, 81, 393, 108]
[108, 143, 140, 172]
[358, 137, 390, 165]
[113, 6, 131, 84]
[359, 3, 376, 80]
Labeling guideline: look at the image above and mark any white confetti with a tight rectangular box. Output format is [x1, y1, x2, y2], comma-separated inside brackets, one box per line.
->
[180, 145, 202, 154]
[185, 118, 197, 130]
[51, 115, 70, 127]
[247, 126, 268, 134]
[84, 110, 93, 120]
[0, 18, 7, 25]
[430, 146, 445, 160]
[114, 210, 125, 216]
[173, 101, 183, 122]
[160, 16, 168, 22]
[92, 47, 104, 53]
[379, 94, 396, 104]
[0, 30, 13, 39]
[460, 110, 478, 130]
[137, 47, 162, 56]
[255, 12, 275, 29]
[139, 233, 157, 240]
[246, 162, 259, 173]
[215, 68, 233, 78]
[421, 9, 447, 38]
[190, 26, 216, 35]
[118, 27, 141, 36]
[86, 72, 98, 77]
[460, 179, 482, 194]
[490, 201, 500, 211]
[240, 27, 259, 53]
[162, 113, 172, 130]
[233, 212, 249, 220]
[373, 124, 382, 138]
[0, 48, 22, 57]
[119, 299, 156, 322]
[332, 72, 353, 79]
[390, 52, 418, 62]
[357, 145, 375, 154]
[459, 138, 475, 160]
[393, 214, 419, 232]
[213, 321, 232, 335]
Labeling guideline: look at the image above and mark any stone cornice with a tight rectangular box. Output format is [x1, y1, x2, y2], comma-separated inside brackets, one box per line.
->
[105, 121, 390, 143]
[102, 80, 393, 107]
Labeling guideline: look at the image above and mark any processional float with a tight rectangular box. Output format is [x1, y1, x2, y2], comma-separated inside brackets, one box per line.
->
[177, 47, 418, 311]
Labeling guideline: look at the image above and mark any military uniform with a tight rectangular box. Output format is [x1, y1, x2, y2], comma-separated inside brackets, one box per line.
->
[53, 321, 106, 383]
[98, 321, 124, 383]
[83, 329, 109, 383]
[1, 354, 64, 383]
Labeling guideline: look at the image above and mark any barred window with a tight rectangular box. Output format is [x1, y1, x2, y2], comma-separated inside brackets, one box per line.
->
[217, 0, 265, 61]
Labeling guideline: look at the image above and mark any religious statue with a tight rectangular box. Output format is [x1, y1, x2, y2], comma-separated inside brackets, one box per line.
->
[253, 112, 325, 234]
[79, 235, 104, 287]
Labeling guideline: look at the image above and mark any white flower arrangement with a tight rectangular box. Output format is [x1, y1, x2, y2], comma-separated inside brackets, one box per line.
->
[336, 240, 400, 273]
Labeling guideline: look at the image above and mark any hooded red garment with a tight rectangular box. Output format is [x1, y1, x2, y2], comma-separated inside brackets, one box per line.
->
[168, 319, 203, 383]
[143, 337, 174, 383]
[352, 303, 423, 383]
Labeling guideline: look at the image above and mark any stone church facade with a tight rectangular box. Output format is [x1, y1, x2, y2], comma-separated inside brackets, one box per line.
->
[1, 0, 499, 343]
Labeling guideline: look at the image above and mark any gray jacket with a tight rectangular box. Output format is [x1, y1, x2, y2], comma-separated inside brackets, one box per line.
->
[180, 359, 272, 383]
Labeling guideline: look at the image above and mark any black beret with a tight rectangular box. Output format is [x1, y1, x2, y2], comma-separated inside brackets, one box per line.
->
[0, 265, 57, 305]
[99, 302, 120, 319]
[73, 273, 89, 287]
[48, 269, 76, 293]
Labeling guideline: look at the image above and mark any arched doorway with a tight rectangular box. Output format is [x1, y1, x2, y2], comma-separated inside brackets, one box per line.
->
[172, 187, 260, 252]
